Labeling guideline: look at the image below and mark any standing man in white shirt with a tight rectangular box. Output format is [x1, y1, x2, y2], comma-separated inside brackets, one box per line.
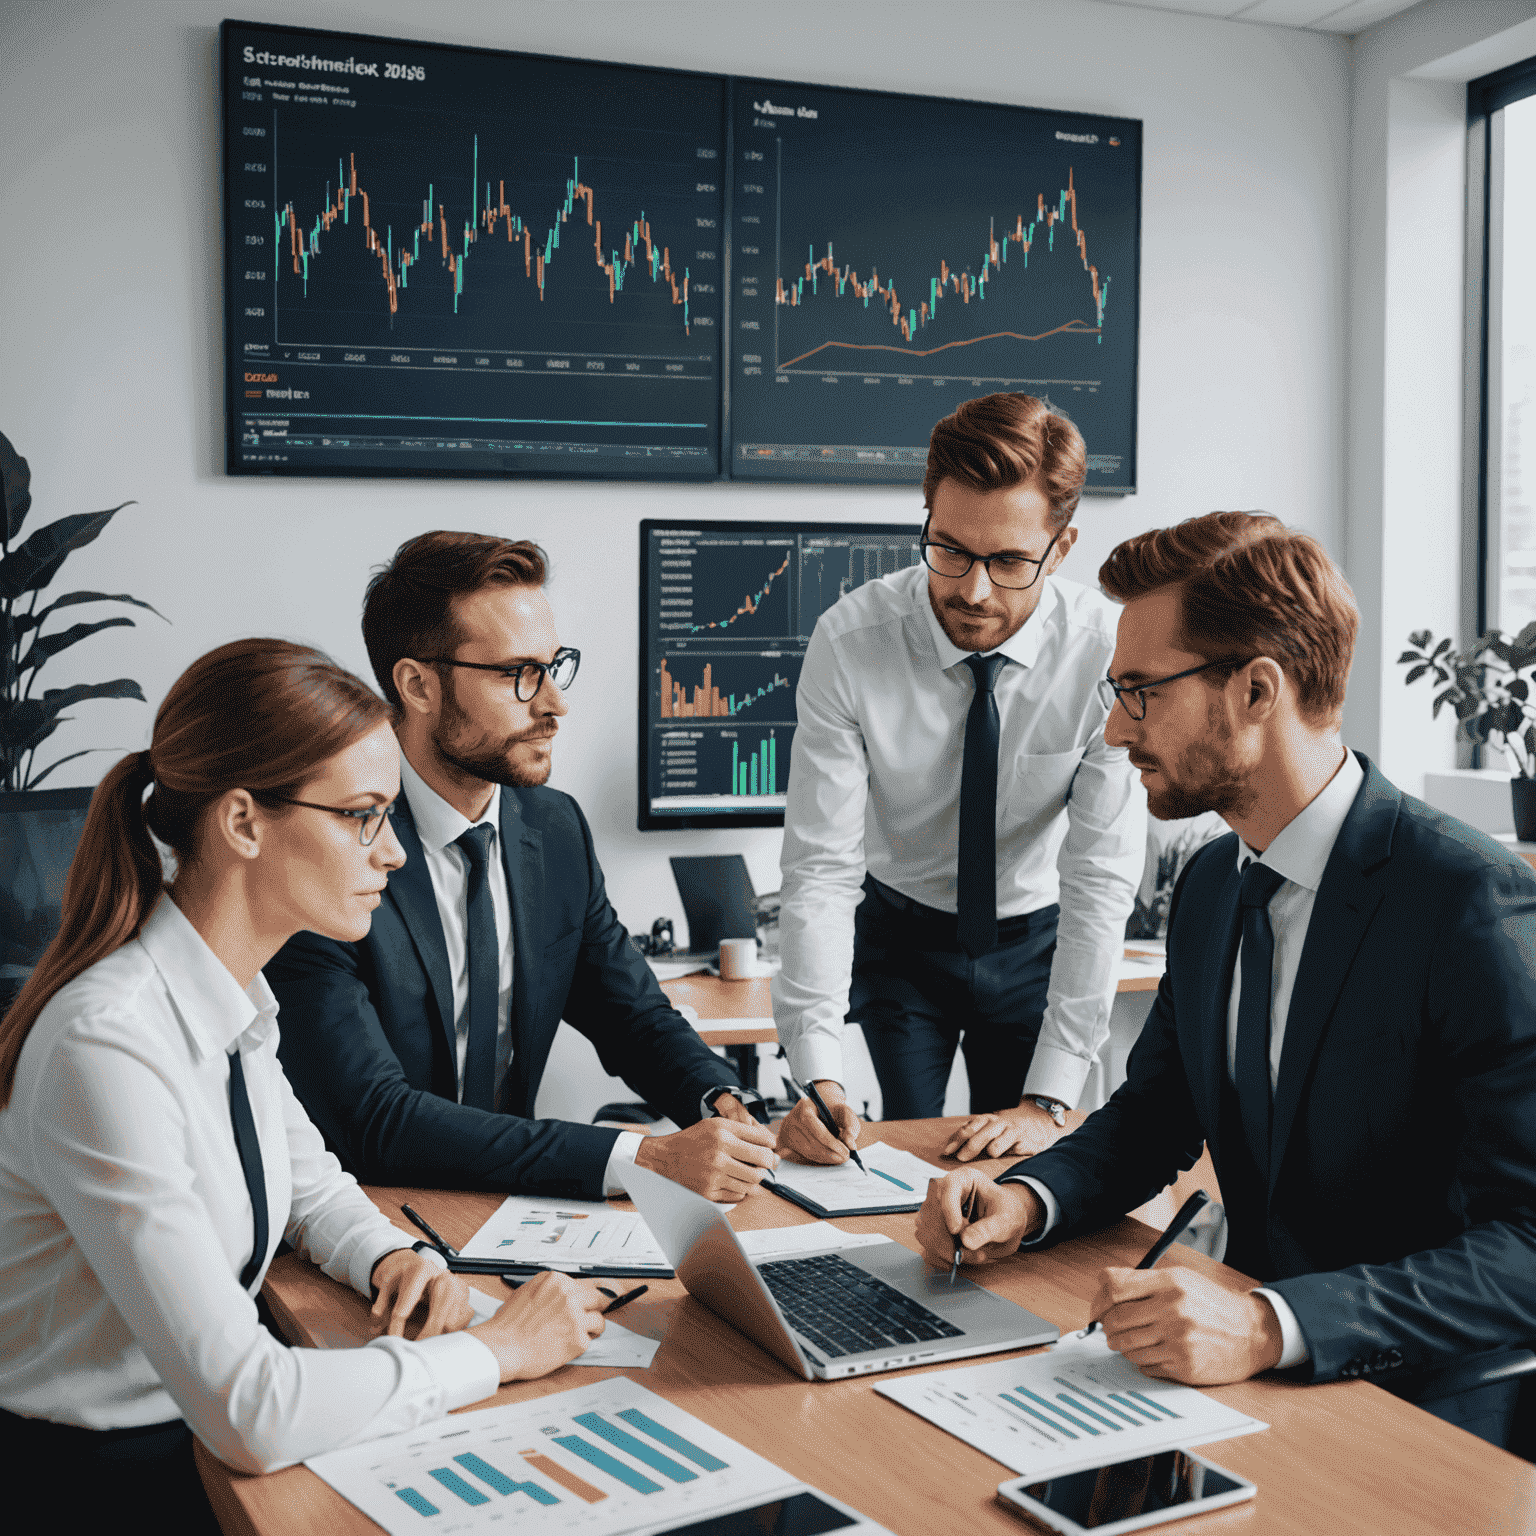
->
[775, 393, 1146, 1165]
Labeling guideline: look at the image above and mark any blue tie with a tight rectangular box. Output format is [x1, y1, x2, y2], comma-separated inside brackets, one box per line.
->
[958, 653, 1008, 959]
[227, 1048, 269, 1292]
[456, 823, 501, 1112]
[1234, 860, 1286, 1180]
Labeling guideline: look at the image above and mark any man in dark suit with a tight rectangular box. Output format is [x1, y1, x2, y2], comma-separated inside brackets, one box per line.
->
[916, 511, 1536, 1447]
[269, 531, 778, 1202]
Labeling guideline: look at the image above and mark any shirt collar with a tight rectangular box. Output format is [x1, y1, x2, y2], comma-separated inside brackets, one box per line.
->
[1236, 747, 1364, 892]
[137, 894, 280, 1059]
[918, 570, 1056, 674]
[400, 749, 501, 855]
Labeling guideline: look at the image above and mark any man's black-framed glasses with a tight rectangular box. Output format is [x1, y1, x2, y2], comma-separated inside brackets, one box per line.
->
[272, 798, 396, 846]
[920, 530, 1060, 591]
[1098, 657, 1259, 721]
[421, 646, 581, 702]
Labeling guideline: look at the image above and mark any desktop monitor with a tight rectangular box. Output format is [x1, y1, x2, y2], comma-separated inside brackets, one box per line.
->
[639, 518, 922, 829]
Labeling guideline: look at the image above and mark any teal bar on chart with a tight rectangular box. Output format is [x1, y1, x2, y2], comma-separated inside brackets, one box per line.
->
[552, 1434, 663, 1494]
[615, 1408, 729, 1472]
[452, 1452, 559, 1504]
[1000, 1392, 1077, 1440]
[427, 1467, 490, 1505]
[572, 1413, 697, 1482]
[394, 1487, 441, 1516]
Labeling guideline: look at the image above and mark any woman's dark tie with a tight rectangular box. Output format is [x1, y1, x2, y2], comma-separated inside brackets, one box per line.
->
[226, 1048, 269, 1292]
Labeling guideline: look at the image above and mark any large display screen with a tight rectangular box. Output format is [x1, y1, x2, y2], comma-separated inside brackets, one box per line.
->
[728, 79, 1140, 491]
[640, 520, 922, 829]
[222, 22, 1140, 488]
[222, 21, 725, 478]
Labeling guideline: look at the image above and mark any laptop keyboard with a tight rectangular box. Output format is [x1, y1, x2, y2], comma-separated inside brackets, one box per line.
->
[757, 1252, 966, 1359]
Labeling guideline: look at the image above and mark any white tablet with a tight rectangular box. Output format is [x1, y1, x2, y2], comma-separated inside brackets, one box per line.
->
[996, 1449, 1255, 1535]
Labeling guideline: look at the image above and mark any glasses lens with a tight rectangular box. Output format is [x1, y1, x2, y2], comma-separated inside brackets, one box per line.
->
[549, 649, 580, 690]
[1097, 677, 1117, 711]
[986, 556, 1037, 590]
[922, 543, 971, 578]
[360, 807, 386, 845]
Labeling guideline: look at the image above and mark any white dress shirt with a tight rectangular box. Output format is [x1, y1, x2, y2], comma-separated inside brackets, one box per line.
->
[1015, 749, 1364, 1370]
[398, 754, 642, 1190]
[773, 563, 1147, 1106]
[0, 895, 499, 1472]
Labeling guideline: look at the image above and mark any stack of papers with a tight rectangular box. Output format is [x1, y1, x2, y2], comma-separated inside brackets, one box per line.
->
[765, 1141, 947, 1216]
[464, 1286, 660, 1369]
[875, 1330, 1266, 1478]
[459, 1195, 672, 1274]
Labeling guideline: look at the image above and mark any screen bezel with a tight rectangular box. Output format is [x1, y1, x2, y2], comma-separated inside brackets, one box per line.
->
[996, 1452, 1255, 1536]
[637, 516, 922, 830]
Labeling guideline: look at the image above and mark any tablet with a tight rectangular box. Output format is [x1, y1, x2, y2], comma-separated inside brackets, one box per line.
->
[997, 1449, 1255, 1535]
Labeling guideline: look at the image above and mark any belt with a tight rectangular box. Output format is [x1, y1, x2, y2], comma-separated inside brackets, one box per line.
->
[866, 877, 1059, 947]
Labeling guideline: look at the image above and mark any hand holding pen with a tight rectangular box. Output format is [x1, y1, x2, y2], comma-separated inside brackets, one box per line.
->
[1083, 1189, 1210, 1334]
[781, 1076, 866, 1170]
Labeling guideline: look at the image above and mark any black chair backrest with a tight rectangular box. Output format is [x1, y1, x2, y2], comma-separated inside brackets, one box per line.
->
[0, 787, 96, 1013]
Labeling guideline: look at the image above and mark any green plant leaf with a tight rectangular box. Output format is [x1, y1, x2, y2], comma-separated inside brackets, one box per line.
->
[1456, 694, 1483, 722]
[1487, 637, 1513, 661]
[0, 503, 135, 600]
[0, 430, 30, 545]
[1409, 629, 1433, 649]
[17, 616, 135, 677]
[13, 589, 166, 637]
[1516, 622, 1536, 651]
[1431, 637, 1452, 659]
[23, 747, 112, 791]
[1432, 687, 1458, 719]
[0, 679, 146, 753]
[1405, 663, 1429, 684]
[1397, 651, 1424, 664]
[1511, 679, 1530, 701]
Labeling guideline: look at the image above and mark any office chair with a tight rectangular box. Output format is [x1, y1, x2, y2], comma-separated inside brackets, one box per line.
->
[1373, 1347, 1536, 1459]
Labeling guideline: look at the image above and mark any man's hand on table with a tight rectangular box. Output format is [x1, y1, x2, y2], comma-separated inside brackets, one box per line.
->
[942, 1099, 1065, 1161]
[915, 1168, 1045, 1267]
[633, 1110, 779, 1201]
[369, 1248, 475, 1338]
[471, 1271, 608, 1381]
[1088, 1266, 1284, 1385]
[777, 1079, 862, 1165]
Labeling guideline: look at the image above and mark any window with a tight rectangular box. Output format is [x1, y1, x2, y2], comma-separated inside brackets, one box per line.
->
[1474, 58, 1536, 635]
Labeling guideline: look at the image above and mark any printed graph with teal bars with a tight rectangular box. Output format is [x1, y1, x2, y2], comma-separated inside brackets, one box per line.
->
[304, 1378, 848, 1535]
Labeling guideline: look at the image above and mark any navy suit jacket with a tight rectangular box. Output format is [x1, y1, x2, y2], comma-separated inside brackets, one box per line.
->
[267, 785, 739, 1199]
[1011, 754, 1536, 1384]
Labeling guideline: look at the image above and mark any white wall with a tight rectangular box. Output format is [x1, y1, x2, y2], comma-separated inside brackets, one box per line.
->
[1, 0, 1351, 1115]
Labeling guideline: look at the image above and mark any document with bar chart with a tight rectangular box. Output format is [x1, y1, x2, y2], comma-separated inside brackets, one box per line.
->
[765, 1141, 945, 1217]
[306, 1378, 888, 1534]
[875, 1331, 1265, 1480]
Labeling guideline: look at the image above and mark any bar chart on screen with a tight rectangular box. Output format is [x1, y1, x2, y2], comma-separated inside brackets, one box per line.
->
[306, 1378, 885, 1534]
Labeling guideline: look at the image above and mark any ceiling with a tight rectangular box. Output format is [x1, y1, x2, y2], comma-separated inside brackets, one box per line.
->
[1091, 0, 1423, 33]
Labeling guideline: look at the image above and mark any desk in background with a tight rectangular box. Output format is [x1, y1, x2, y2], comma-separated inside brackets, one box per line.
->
[199, 1117, 1535, 1536]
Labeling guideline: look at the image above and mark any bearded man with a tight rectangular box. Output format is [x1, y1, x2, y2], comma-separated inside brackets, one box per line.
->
[269, 532, 778, 1201]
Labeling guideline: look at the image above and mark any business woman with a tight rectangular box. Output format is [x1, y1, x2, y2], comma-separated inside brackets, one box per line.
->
[0, 639, 607, 1532]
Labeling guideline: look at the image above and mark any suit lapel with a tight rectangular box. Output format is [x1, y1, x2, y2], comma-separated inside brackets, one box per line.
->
[1195, 852, 1244, 1137]
[384, 795, 456, 1061]
[500, 788, 545, 1114]
[1266, 753, 1394, 1194]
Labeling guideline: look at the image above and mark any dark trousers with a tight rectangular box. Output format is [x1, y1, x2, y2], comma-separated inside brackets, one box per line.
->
[851, 875, 1059, 1120]
[0, 1408, 222, 1534]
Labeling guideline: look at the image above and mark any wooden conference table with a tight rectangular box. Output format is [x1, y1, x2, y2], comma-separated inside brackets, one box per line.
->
[197, 1118, 1536, 1536]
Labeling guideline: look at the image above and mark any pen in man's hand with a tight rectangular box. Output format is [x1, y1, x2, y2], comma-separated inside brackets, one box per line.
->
[950, 1190, 977, 1285]
[402, 1203, 458, 1258]
[600, 1284, 649, 1315]
[1083, 1189, 1211, 1335]
[793, 1076, 866, 1174]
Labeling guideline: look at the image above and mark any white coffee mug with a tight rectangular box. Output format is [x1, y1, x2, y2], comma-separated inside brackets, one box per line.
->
[718, 937, 759, 981]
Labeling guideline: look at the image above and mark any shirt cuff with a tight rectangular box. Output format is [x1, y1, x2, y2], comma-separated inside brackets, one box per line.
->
[1253, 1288, 1310, 1369]
[786, 1036, 845, 1089]
[1021, 1041, 1091, 1109]
[355, 1227, 419, 1298]
[603, 1132, 645, 1196]
[997, 1174, 1060, 1245]
[402, 1330, 502, 1411]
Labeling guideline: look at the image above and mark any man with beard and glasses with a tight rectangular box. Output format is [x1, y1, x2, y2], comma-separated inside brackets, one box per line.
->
[774, 392, 1145, 1170]
[914, 511, 1536, 1451]
[267, 531, 779, 1202]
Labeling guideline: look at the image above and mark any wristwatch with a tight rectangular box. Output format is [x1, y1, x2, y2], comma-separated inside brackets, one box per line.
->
[1029, 1095, 1067, 1127]
[702, 1084, 771, 1125]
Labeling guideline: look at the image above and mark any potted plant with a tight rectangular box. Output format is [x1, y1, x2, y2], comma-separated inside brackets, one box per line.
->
[1398, 625, 1536, 839]
[1, 429, 162, 1013]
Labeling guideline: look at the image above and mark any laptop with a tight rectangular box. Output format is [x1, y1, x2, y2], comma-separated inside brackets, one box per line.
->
[621, 1161, 1059, 1381]
[669, 854, 757, 959]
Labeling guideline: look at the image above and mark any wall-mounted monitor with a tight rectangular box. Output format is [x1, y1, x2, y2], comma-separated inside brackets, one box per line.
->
[639, 519, 922, 830]
[222, 20, 725, 479]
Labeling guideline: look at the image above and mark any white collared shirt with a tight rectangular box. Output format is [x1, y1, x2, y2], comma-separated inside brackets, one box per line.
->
[0, 895, 498, 1471]
[773, 563, 1147, 1106]
[398, 753, 642, 1189]
[1015, 748, 1364, 1370]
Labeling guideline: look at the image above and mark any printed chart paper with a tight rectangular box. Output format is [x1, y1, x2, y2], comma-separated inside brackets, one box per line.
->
[459, 1195, 671, 1271]
[765, 1141, 946, 1215]
[466, 1289, 660, 1369]
[875, 1331, 1266, 1479]
[735, 1222, 893, 1261]
[306, 1377, 888, 1535]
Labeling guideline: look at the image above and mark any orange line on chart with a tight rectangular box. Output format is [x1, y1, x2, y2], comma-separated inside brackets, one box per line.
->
[778, 321, 1100, 371]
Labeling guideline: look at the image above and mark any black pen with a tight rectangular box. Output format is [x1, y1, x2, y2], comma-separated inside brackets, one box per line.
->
[1083, 1189, 1211, 1335]
[950, 1189, 977, 1285]
[402, 1203, 458, 1258]
[600, 1284, 649, 1315]
[791, 1076, 867, 1174]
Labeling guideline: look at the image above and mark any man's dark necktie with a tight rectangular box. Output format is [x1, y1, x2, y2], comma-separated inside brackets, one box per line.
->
[1234, 860, 1287, 1180]
[456, 823, 500, 1112]
[957, 653, 1008, 959]
[227, 1048, 269, 1292]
